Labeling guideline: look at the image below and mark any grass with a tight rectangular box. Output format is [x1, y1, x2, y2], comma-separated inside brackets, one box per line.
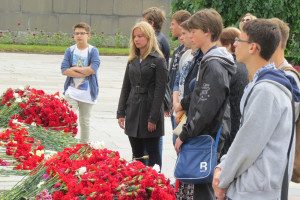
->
[0, 44, 129, 55]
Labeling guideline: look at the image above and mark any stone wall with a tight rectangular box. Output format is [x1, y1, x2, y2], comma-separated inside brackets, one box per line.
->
[0, 0, 171, 35]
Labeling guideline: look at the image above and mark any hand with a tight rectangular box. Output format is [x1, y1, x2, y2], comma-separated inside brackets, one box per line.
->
[212, 167, 227, 200]
[148, 122, 156, 132]
[175, 110, 185, 124]
[118, 118, 125, 129]
[72, 66, 83, 72]
[174, 137, 183, 154]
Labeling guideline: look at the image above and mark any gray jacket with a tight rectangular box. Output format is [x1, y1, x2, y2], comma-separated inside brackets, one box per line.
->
[219, 78, 296, 200]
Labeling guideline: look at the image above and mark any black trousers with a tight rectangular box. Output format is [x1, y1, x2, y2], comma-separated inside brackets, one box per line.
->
[193, 183, 216, 200]
[128, 136, 161, 169]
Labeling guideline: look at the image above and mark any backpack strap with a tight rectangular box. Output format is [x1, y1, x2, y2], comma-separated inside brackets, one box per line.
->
[281, 98, 295, 200]
[282, 65, 300, 80]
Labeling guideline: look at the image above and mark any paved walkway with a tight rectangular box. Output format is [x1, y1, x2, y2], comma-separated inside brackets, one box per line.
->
[0, 52, 299, 199]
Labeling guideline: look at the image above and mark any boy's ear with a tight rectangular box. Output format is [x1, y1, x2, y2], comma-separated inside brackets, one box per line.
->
[248, 43, 261, 55]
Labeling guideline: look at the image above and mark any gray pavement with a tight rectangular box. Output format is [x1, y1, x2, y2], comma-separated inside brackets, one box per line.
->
[0, 52, 299, 199]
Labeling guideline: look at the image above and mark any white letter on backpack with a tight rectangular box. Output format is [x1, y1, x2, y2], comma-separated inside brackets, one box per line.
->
[200, 162, 207, 172]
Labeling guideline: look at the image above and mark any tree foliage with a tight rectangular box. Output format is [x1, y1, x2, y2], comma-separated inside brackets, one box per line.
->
[172, 0, 300, 64]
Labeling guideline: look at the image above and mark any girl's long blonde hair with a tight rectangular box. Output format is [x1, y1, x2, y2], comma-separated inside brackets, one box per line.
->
[128, 21, 164, 62]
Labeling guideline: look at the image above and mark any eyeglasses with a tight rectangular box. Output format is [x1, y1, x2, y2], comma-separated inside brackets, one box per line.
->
[73, 32, 88, 36]
[234, 37, 250, 43]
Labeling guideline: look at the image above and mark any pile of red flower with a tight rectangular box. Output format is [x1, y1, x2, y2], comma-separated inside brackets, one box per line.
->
[0, 87, 77, 135]
[0, 120, 78, 171]
[0, 123, 44, 170]
[2, 144, 176, 200]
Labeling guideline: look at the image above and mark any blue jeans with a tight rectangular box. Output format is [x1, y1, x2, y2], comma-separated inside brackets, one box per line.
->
[145, 136, 163, 167]
[171, 115, 177, 129]
[159, 136, 163, 159]
[171, 115, 178, 146]
[172, 134, 178, 146]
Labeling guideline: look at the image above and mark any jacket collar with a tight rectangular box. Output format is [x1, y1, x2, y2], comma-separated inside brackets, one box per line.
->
[148, 50, 161, 58]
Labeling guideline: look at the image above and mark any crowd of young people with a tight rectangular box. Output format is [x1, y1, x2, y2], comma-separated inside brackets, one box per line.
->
[61, 8, 299, 200]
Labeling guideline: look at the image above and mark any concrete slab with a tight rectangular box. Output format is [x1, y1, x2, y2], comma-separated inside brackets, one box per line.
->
[0, 52, 299, 198]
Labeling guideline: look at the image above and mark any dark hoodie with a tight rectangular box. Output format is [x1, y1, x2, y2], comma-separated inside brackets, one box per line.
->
[179, 46, 236, 142]
[257, 69, 300, 102]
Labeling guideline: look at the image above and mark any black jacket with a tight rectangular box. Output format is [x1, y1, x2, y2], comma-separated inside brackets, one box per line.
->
[156, 31, 170, 66]
[221, 59, 249, 155]
[179, 47, 236, 143]
[180, 50, 204, 113]
[156, 31, 171, 112]
[117, 51, 168, 138]
[169, 44, 186, 91]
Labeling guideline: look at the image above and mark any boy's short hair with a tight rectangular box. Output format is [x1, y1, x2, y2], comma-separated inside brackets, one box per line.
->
[220, 27, 241, 53]
[142, 7, 166, 32]
[172, 10, 191, 24]
[73, 22, 91, 33]
[188, 8, 223, 42]
[180, 20, 189, 31]
[269, 18, 290, 49]
[243, 19, 281, 60]
[239, 13, 257, 23]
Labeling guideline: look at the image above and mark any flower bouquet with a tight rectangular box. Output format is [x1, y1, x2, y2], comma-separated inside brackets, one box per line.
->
[0, 144, 176, 200]
[0, 120, 78, 175]
[0, 86, 78, 135]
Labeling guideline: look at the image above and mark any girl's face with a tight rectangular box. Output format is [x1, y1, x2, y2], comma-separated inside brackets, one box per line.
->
[133, 28, 148, 51]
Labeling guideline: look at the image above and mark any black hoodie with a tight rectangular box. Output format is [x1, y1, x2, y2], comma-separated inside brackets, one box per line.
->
[179, 46, 236, 142]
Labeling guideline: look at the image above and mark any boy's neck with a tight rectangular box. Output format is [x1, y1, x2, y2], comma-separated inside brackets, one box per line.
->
[247, 56, 270, 81]
[271, 47, 285, 68]
[200, 41, 216, 54]
[76, 43, 89, 50]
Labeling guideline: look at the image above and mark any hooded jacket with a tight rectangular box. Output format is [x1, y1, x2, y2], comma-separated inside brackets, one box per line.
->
[180, 49, 204, 112]
[179, 46, 236, 142]
[219, 64, 300, 200]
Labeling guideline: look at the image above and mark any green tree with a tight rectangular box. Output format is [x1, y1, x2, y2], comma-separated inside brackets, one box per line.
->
[172, 0, 300, 64]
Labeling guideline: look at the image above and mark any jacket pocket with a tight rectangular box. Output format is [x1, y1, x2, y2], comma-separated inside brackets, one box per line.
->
[237, 154, 283, 193]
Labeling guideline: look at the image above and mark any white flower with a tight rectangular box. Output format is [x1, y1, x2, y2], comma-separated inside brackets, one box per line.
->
[88, 141, 105, 150]
[76, 166, 87, 176]
[37, 181, 45, 188]
[18, 86, 25, 91]
[152, 164, 160, 173]
[36, 150, 45, 157]
[31, 122, 36, 126]
[15, 98, 22, 103]
[13, 93, 19, 98]
[44, 150, 57, 160]
[11, 119, 24, 126]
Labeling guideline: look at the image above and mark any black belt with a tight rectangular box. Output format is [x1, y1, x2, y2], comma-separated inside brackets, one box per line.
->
[134, 86, 147, 94]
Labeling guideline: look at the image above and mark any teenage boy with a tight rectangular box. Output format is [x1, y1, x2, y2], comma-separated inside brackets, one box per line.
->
[169, 10, 191, 128]
[270, 17, 300, 106]
[142, 6, 170, 166]
[213, 19, 300, 200]
[174, 8, 236, 199]
[61, 22, 100, 143]
[143, 7, 170, 65]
